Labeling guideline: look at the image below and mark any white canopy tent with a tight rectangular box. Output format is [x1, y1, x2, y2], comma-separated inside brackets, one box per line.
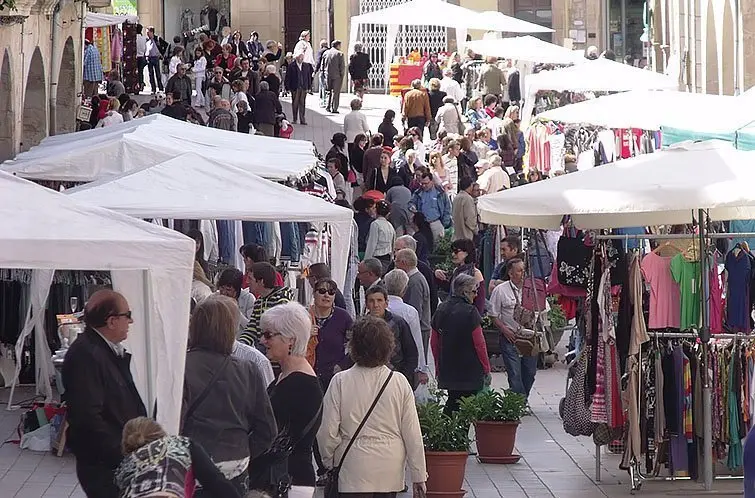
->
[465, 36, 581, 65]
[84, 12, 139, 28]
[0, 171, 194, 434]
[348, 0, 552, 84]
[66, 153, 354, 289]
[536, 89, 742, 131]
[1, 115, 318, 182]
[521, 58, 678, 128]
[477, 141, 755, 229]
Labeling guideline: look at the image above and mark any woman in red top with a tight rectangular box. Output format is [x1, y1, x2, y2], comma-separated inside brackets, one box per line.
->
[214, 44, 237, 78]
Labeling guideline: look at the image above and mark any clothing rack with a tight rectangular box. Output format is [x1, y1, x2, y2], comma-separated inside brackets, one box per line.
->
[593, 226, 755, 492]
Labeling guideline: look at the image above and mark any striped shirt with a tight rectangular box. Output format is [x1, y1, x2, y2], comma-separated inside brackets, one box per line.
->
[240, 286, 294, 346]
[232, 341, 275, 386]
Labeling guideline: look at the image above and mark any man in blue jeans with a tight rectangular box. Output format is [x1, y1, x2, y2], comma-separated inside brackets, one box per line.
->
[489, 257, 537, 397]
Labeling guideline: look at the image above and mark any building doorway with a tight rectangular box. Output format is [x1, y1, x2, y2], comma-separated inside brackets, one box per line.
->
[21, 47, 47, 153]
[0, 50, 14, 161]
[284, 0, 312, 53]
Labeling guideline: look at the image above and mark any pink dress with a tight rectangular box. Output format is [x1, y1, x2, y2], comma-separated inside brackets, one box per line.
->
[641, 252, 681, 329]
[709, 258, 723, 334]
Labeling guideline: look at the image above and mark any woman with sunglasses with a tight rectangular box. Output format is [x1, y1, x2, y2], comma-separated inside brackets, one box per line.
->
[434, 238, 486, 314]
[306, 278, 353, 483]
[251, 302, 324, 493]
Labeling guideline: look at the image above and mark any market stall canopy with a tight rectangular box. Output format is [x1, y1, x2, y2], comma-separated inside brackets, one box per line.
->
[521, 59, 678, 127]
[84, 12, 139, 28]
[465, 36, 579, 65]
[66, 153, 353, 289]
[661, 91, 755, 145]
[478, 141, 755, 229]
[348, 0, 551, 84]
[0, 115, 318, 182]
[467, 12, 553, 33]
[735, 122, 755, 151]
[0, 171, 193, 434]
[536, 89, 740, 130]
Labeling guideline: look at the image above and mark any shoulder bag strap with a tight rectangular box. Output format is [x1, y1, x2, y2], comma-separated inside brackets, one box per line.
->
[335, 370, 394, 470]
[183, 355, 231, 431]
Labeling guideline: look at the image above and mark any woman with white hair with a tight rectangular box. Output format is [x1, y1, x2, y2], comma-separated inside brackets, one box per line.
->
[257, 302, 323, 489]
[263, 63, 281, 95]
[293, 30, 315, 66]
[431, 273, 490, 415]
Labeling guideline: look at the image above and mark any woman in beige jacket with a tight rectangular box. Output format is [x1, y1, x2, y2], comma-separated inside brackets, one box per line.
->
[317, 315, 427, 498]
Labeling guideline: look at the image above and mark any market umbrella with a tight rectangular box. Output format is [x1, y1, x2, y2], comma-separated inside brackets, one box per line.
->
[465, 36, 581, 65]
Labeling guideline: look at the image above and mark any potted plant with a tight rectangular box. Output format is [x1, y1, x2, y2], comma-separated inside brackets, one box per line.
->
[458, 389, 528, 464]
[546, 297, 568, 351]
[417, 399, 470, 498]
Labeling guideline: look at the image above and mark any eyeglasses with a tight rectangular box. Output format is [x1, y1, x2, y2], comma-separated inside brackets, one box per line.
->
[110, 311, 132, 320]
[316, 288, 336, 296]
[452, 247, 464, 254]
[262, 330, 282, 340]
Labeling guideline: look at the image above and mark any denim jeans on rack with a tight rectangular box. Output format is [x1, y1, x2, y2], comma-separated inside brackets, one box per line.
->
[216, 220, 235, 265]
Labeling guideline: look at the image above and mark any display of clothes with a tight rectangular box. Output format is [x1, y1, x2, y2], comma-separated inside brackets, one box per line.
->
[725, 244, 754, 332]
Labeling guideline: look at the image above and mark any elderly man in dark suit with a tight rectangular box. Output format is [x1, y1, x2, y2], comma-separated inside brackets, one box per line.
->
[322, 39, 345, 114]
[285, 53, 314, 125]
[62, 289, 147, 498]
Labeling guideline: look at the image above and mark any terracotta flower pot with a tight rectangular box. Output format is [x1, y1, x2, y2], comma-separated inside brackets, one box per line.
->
[424, 450, 468, 498]
[473, 420, 522, 464]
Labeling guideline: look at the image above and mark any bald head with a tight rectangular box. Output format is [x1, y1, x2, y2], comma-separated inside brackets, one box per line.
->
[83, 289, 132, 343]
[220, 99, 231, 110]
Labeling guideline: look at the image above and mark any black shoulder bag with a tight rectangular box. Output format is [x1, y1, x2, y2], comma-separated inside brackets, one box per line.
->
[249, 401, 324, 497]
[324, 371, 394, 498]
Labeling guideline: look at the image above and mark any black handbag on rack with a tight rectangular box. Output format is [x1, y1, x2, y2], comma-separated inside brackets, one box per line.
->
[557, 229, 593, 289]
[323, 371, 394, 498]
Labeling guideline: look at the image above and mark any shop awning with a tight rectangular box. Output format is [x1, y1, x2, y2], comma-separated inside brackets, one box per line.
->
[478, 141, 755, 229]
[84, 12, 139, 28]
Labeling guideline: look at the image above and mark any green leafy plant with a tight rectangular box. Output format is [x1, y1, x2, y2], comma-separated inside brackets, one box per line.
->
[457, 388, 528, 423]
[546, 297, 567, 329]
[417, 399, 471, 452]
[429, 231, 455, 273]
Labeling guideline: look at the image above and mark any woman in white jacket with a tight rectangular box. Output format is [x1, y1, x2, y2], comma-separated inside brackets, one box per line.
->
[191, 47, 207, 107]
[317, 315, 427, 498]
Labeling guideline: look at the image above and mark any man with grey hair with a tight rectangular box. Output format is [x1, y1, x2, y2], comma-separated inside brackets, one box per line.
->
[207, 96, 236, 131]
[390, 235, 438, 315]
[394, 248, 431, 358]
[440, 67, 464, 104]
[254, 80, 282, 136]
[384, 269, 429, 384]
[357, 257, 383, 290]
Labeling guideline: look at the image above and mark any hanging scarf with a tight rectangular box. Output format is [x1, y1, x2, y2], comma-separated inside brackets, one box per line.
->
[307, 305, 333, 368]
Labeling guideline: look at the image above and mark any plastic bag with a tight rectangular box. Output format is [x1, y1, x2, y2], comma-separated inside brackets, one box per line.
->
[414, 370, 437, 404]
[20, 424, 51, 452]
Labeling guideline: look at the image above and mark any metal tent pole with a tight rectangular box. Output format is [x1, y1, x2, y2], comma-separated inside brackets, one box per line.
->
[698, 211, 713, 491]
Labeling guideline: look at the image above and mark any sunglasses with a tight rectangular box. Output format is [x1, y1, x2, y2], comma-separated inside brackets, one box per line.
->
[262, 330, 282, 340]
[452, 247, 465, 254]
[110, 311, 132, 320]
[316, 288, 336, 296]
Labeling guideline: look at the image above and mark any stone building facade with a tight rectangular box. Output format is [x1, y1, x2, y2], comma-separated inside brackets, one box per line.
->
[0, 0, 84, 161]
[651, 0, 752, 95]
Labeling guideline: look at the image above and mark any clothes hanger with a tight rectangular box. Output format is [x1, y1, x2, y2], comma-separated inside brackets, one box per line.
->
[652, 241, 681, 257]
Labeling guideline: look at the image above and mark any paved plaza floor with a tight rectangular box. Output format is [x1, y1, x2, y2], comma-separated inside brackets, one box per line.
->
[0, 94, 745, 497]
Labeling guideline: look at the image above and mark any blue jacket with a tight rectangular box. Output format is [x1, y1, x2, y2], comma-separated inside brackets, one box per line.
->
[410, 186, 451, 229]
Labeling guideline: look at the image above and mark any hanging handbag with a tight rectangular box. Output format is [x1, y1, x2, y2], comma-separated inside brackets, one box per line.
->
[556, 229, 593, 289]
[323, 371, 394, 498]
[509, 282, 538, 356]
[521, 276, 546, 313]
[562, 347, 597, 437]
[249, 402, 324, 498]
[453, 104, 465, 135]
[527, 230, 553, 281]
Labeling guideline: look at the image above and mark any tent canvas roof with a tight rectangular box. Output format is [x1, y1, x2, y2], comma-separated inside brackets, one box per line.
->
[465, 36, 580, 64]
[660, 92, 755, 146]
[0, 171, 193, 270]
[84, 12, 139, 28]
[351, 0, 551, 32]
[536, 90, 739, 131]
[522, 59, 678, 126]
[477, 141, 755, 229]
[65, 153, 353, 288]
[1, 115, 317, 182]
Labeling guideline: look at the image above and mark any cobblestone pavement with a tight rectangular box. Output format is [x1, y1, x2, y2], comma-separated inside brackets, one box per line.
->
[0, 93, 744, 497]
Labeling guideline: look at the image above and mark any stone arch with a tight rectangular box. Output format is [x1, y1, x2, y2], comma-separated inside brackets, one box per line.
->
[54, 36, 77, 134]
[705, 0, 719, 94]
[21, 47, 47, 152]
[721, 0, 735, 94]
[0, 50, 14, 161]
